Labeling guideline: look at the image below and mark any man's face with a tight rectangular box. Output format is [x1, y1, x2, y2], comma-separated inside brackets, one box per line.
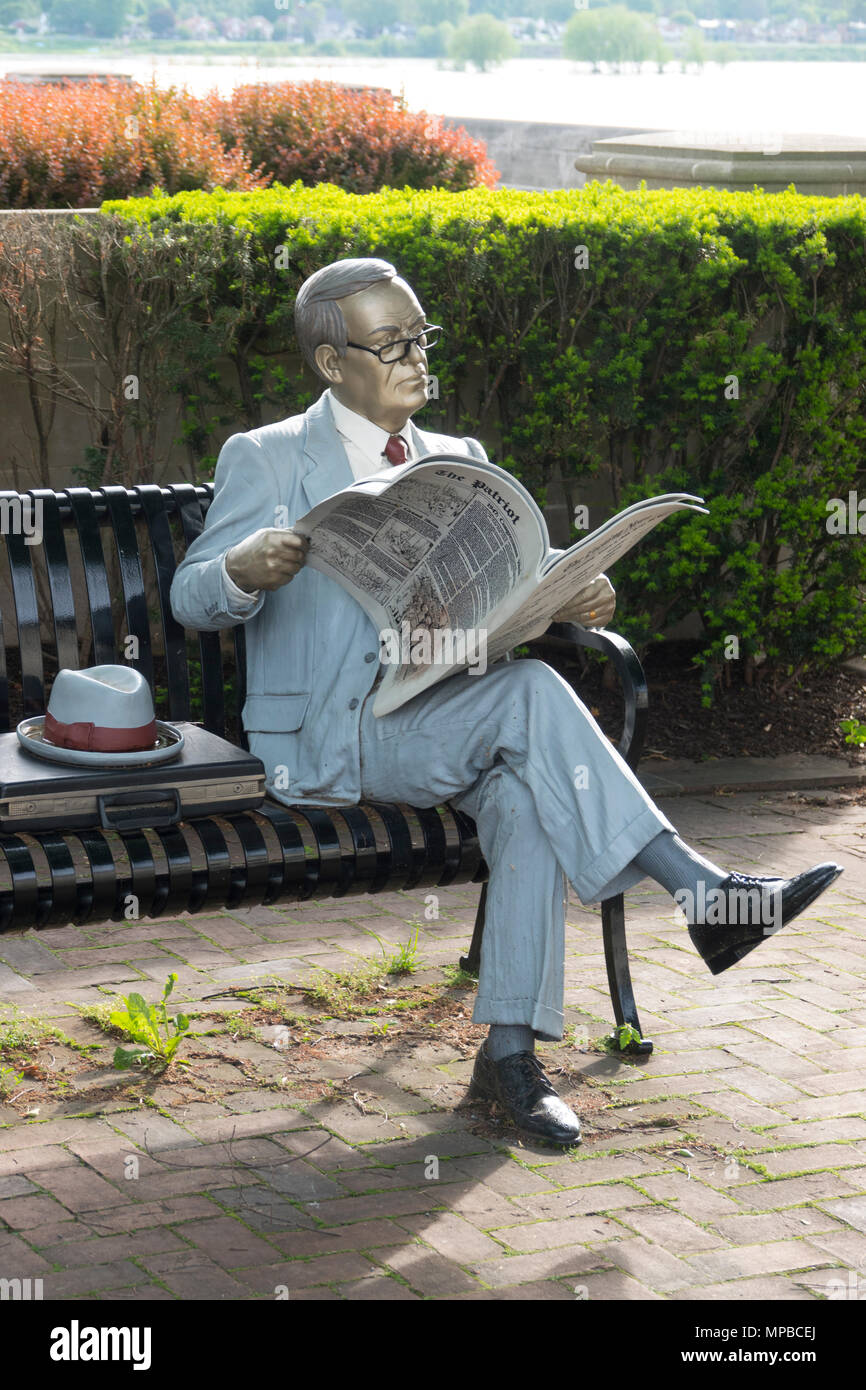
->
[324, 277, 431, 432]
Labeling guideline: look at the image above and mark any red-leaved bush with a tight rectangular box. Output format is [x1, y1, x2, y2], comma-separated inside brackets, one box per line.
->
[0, 78, 498, 208]
[211, 81, 499, 194]
[0, 79, 264, 207]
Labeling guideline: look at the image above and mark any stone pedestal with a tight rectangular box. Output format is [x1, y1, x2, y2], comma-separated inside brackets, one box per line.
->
[575, 131, 866, 196]
[443, 118, 655, 190]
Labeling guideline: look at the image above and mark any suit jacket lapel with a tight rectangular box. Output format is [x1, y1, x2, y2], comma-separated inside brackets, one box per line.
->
[300, 392, 355, 512]
[409, 419, 474, 461]
[406, 419, 430, 458]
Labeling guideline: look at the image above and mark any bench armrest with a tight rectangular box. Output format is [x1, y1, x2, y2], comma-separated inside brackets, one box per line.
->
[526, 622, 649, 772]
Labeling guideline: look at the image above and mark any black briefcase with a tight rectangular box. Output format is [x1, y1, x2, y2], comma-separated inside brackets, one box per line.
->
[0, 723, 266, 832]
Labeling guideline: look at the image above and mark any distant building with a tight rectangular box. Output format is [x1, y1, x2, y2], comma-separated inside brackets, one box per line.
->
[507, 16, 563, 42]
[697, 19, 738, 41]
[180, 16, 218, 41]
[221, 18, 247, 41]
[247, 16, 275, 40]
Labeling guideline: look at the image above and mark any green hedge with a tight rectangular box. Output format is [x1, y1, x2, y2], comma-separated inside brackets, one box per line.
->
[56, 181, 866, 697]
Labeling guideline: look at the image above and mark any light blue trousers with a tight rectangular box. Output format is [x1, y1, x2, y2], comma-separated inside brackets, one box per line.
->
[358, 658, 677, 1040]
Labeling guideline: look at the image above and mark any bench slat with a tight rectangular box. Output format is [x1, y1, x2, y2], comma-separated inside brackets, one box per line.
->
[134, 485, 191, 720]
[185, 817, 234, 911]
[66, 488, 117, 666]
[4, 505, 45, 716]
[35, 833, 79, 927]
[31, 489, 80, 677]
[166, 483, 227, 736]
[223, 812, 274, 907]
[75, 827, 123, 922]
[0, 834, 40, 930]
[101, 486, 155, 692]
[153, 822, 196, 917]
[0, 567, 7, 732]
[120, 827, 161, 923]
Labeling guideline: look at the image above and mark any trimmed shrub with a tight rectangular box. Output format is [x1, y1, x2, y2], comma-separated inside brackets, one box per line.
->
[0, 79, 266, 207]
[0, 78, 498, 208]
[209, 81, 498, 195]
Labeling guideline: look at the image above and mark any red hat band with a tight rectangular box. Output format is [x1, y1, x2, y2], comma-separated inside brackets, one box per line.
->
[43, 711, 158, 753]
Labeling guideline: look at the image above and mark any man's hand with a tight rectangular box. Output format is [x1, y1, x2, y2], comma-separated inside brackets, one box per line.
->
[552, 573, 616, 629]
[225, 528, 309, 594]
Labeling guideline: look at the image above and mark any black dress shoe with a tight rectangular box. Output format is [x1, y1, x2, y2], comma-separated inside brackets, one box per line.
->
[466, 1042, 582, 1146]
[689, 861, 844, 975]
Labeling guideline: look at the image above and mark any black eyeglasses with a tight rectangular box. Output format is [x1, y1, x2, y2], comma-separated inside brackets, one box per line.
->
[346, 324, 443, 365]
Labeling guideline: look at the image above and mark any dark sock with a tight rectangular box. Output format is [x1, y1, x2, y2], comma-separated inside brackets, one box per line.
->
[487, 1024, 535, 1060]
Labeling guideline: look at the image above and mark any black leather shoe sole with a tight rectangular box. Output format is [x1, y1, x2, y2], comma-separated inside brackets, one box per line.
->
[690, 861, 843, 975]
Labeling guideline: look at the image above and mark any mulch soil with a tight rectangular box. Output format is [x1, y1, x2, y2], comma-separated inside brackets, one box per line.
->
[542, 639, 866, 765]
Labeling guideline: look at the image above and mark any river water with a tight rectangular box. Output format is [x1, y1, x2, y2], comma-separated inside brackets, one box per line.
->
[3, 52, 866, 138]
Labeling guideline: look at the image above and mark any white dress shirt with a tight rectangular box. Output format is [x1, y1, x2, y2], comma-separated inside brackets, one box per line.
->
[221, 388, 415, 608]
[327, 388, 415, 478]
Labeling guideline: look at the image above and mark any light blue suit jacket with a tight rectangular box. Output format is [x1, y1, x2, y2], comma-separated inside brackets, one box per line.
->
[170, 391, 489, 804]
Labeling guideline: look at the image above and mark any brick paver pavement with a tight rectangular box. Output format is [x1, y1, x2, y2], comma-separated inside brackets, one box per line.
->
[0, 786, 864, 1301]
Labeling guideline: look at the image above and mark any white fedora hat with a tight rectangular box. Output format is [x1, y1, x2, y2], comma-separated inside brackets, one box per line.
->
[17, 665, 184, 767]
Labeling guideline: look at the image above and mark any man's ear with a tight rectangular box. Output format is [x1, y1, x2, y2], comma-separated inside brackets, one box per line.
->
[314, 343, 343, 383]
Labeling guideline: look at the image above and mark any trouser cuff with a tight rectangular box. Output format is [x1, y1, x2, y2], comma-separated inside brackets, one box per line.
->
[471, 992, 564, 1042]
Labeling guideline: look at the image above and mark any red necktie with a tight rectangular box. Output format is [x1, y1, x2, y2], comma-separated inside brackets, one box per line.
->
[384, 434, 407, 466]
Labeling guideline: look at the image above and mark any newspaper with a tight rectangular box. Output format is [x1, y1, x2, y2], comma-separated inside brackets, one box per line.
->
[292, 453, 707, 717]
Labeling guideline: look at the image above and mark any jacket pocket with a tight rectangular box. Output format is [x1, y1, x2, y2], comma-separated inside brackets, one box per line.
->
[242, 693, 311, 732]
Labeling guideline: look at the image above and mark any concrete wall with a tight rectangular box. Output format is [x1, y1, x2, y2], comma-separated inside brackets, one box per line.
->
[442, 118, 658, 190]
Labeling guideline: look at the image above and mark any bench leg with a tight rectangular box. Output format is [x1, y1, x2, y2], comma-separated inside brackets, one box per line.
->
[458, 879, 486, 976]
[602, 892, 653, 1055]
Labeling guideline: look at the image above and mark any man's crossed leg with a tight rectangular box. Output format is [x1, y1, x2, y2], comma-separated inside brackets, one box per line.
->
[358, 658, 842, 1145]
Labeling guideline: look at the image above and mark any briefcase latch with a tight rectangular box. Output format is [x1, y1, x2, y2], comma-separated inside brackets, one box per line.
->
[97, 789, 182, 831]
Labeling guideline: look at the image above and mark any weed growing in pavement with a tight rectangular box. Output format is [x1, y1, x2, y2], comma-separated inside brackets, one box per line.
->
[441, 963, 478, 989]
[67, 1002, 122, 1037]
[597, 1022, 645, 1055]
[0, 1063, 24, 1099]
[385, 924, 423, 976]
[108, 973, 192, 1071]
[0, 1017, 94, 1053]
[300, 960, 389, 1014]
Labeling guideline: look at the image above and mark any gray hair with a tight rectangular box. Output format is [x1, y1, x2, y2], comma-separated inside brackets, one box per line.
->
[294, 257, 398, 380]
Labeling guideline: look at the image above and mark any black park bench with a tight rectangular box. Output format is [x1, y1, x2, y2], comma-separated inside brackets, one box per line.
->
[0, 483, 653, 1054]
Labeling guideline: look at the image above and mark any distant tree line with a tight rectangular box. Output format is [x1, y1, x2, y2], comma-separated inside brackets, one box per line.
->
[2, 0, 866, 38]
